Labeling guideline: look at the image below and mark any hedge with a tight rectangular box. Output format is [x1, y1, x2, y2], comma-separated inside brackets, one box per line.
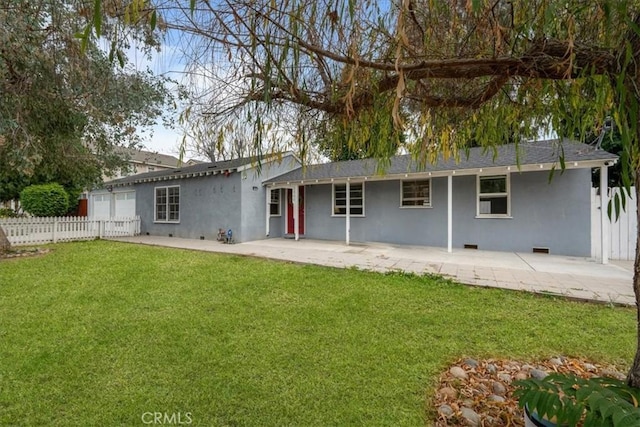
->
[20, 183, 70, 217]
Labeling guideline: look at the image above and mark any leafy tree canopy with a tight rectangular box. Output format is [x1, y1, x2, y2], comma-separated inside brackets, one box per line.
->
[83, 0, 640, 389]
[0, 0, 176, 202]
[96, 1, 635, 165]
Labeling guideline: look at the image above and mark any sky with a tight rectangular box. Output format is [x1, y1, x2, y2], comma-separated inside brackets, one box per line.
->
[123, 38, 187, 158]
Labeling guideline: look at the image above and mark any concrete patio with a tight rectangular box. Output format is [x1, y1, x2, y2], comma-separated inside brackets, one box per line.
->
[113, 235, 635, 306]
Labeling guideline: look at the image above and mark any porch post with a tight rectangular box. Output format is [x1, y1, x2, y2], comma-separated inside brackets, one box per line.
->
[345, 181, 351, 245]
[265, 187, 270, 237]
[293, 185, 299, 241]
[447, 175, 453, 253]
[600, 165, 609, 264]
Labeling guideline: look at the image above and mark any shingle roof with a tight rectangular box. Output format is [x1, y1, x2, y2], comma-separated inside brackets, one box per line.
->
[264, 139, 617, 184]
[106, 155, 265, 186]
[118, 147, 181, 168]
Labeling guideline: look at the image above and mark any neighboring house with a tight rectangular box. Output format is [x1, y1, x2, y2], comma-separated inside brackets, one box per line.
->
[264, 139, 616, 258]
[104, 148, 181, 180]
[185, 158, 205, 166]
[89, 153, 301, 242]
[89, 139, 617, 258]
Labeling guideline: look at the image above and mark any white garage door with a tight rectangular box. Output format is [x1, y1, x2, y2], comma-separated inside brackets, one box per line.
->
[92, 194, 111, 219]
[114, 191, 136, 218]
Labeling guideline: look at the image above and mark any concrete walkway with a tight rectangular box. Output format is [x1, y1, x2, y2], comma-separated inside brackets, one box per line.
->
[113, 236, 635, 306]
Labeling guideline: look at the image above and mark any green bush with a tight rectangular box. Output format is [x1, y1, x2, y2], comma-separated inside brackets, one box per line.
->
[20, 184, 70, 217]
[0, 208, 17, 218]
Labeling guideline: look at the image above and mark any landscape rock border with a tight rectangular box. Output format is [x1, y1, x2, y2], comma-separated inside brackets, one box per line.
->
[0, 247, 50, 259]
[433, 356, 627, 426]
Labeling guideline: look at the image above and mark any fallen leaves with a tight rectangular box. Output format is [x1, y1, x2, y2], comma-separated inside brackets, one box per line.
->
[433, 357, 626, 426]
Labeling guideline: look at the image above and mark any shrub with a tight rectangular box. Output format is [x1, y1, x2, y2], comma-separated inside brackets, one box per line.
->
[20, 184, 70, 217]
[0, 208, 17, 218]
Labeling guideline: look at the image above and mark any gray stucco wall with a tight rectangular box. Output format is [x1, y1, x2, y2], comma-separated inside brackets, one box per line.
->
[131, 154, 299, 242]
[135, 173, 243, 240]
[451, 169, 591, 256]
[242, 155, 300, 241]
[280, 169, 592, 256]
[302, 179, 449, 246]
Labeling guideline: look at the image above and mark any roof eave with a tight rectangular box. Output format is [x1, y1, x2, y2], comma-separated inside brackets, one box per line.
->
[264, 158, 616, 187]
[109, 168, 239, 187]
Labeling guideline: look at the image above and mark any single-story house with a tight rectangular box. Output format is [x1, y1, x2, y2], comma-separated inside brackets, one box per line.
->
[264, 139, 616, 259]
[89, 139, 617, 260]
[89, 153, 301, 242]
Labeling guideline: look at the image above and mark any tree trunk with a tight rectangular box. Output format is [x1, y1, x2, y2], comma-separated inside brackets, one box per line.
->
[619, 13, 640, 389]
[627, 167, 640, 387]
[0, 224, 11, 254]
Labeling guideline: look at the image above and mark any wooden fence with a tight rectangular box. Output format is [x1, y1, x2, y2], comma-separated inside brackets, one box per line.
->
[0, 216, 140, 246]
[592, 187, 637, 261]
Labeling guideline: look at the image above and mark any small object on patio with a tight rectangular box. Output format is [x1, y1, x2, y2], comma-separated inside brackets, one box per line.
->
[225, 229, 234, 244]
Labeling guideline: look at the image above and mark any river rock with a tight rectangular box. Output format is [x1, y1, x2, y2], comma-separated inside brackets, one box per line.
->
[531, 369, 548, 380]
[515, 370, 529, 381]
[460, 407, 481, 427]
[438, 404, 454, 417]
[463, 358, 479, 368]
[498, 373, 512, 383]
[550, 357, 563, 366]
[450, 366, 468, 379]
[492, 381, 507, 396]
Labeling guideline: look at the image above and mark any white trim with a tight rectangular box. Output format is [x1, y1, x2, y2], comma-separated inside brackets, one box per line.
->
[269, 188, 282, 217]
[265, 188, 270, 236]
[285, 186, 306, 237]
[400, 178, 432, 208]
[447, 175, 452, 253]
[476, 174, 511, 218]
[293, 186, 299, 241]
[331, 182, 365, 217]
[264, 159, 615, 189]
[600, 166, 609, 264]
[346, 181, 351, 245]
[154, 185, 180, 223]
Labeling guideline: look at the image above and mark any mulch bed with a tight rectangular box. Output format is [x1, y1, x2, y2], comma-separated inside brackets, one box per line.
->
[433, 357, 627, 426]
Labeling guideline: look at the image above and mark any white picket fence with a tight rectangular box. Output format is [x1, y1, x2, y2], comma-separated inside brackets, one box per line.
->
[0, 216, 141, 246]
[592, 187, 637, 261]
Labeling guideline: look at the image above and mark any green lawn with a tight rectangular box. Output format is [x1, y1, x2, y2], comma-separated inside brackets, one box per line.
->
[0, 241, 635, 426]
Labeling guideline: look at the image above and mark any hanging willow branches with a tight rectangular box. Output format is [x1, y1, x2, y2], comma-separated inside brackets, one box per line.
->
[85, 0, 640, 387]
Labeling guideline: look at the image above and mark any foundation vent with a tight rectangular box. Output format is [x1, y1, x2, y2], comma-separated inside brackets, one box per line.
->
[532, 247, 550, 254]
[464, 244, 478, 250]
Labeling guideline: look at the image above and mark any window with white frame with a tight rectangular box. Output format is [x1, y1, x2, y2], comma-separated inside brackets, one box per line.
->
[401, 179, 431, 207]
[269, 189, 281, 216]
[477, 175, 509, 216]
[333, 183, 364, 216]
[155, 186, 180, 222]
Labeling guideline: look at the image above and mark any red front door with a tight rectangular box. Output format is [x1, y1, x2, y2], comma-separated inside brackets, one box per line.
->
[286, 187, 305, 235]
